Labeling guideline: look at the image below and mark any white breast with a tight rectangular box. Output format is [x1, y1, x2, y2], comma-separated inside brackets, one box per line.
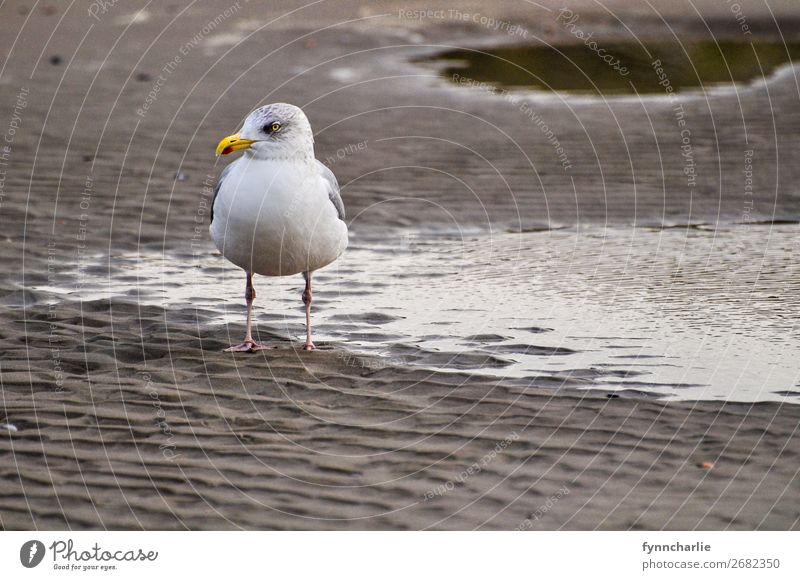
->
[210, 157, 348, 276]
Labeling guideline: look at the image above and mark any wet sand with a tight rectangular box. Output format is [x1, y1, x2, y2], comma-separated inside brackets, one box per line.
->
[1, 1, 799, 529]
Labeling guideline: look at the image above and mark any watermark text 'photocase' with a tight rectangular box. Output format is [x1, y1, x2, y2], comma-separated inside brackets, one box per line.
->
[556, 8, 629, 77]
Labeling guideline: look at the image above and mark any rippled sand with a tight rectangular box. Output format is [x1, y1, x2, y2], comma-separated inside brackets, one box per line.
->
[1, 291, 798, 530]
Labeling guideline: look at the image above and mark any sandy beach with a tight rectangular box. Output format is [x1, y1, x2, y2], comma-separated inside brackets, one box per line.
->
[0, 0, 798, 530]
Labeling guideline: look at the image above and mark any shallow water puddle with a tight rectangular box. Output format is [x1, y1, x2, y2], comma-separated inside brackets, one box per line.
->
[425, 40, 800, 94]
[40, 225, 800, 403]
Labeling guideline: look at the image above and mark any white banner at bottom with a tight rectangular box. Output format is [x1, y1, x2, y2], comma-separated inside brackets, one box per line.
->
[1, 531, 797, 579]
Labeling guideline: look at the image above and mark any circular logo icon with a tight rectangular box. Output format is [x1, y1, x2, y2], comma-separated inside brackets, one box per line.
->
[20, 540, 46, 568]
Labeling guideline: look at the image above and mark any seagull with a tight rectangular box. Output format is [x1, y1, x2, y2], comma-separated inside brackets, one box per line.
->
[210, 103, 348, 352]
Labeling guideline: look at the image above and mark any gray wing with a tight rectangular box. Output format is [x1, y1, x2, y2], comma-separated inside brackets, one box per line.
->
[210, 162, 235, 224]
[316, 159, 345, 221]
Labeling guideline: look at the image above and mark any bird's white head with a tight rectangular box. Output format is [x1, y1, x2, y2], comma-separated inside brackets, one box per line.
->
[216, 103, 314, 161]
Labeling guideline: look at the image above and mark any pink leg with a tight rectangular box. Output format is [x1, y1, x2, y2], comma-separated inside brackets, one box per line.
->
[225, 272, 273, 352]
[302, 272, 315, 351]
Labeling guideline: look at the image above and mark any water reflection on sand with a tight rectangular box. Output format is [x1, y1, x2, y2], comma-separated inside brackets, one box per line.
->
[45, 223, 800, 404]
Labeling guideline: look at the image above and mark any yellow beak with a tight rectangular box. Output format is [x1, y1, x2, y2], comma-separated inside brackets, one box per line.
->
[216, 133, 256, 156]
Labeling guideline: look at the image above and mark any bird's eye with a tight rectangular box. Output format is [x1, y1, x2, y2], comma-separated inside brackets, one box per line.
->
[266, 122, 281, 133]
